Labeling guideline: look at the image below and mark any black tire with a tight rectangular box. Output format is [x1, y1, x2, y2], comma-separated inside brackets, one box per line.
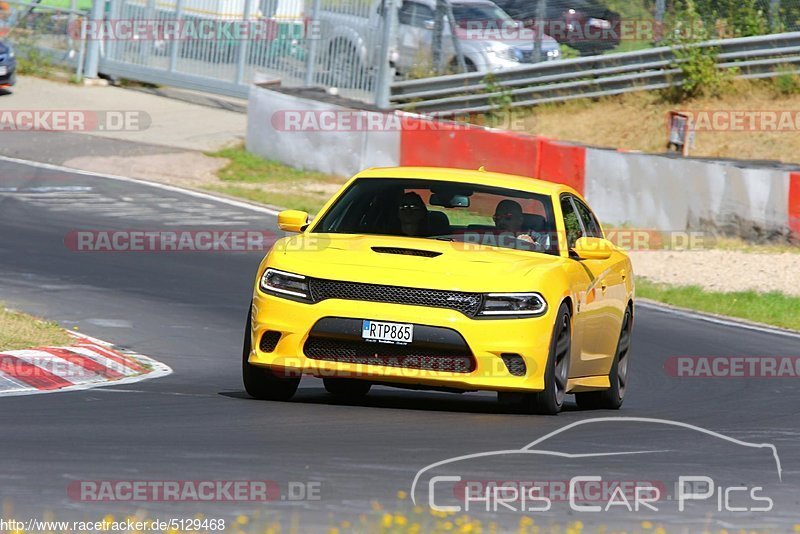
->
[242, 308, 300, 401]
[500, 302, 571, 415]
[323, 378, 371, 398]
[575, 306, 633, 410]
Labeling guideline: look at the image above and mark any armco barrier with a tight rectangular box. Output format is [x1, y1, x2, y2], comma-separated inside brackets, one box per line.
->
[247, 86, 797, 238]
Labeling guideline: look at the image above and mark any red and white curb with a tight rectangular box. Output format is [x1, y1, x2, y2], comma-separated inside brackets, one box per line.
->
[0, 332, 172, 397]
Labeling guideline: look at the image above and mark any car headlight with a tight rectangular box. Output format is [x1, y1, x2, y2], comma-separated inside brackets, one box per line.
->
[6, 45, 14, 59]
[259, 268, 311, 301]
[487, 43, 519, 62]
[478, 292, 547, 317]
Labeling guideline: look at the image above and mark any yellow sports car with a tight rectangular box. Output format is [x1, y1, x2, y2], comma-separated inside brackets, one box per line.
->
[243, 166, 634, 414]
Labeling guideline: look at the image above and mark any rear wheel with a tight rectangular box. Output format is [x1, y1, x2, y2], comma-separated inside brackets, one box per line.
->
[242, 308, 300, 401]
[323, 378, 371, 398]
[575, 306, 632, 410]
[499, 303, 571, 415]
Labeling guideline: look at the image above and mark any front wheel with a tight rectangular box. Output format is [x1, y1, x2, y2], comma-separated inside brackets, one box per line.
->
[499, 302, 571, 415]
[575, 306, 632, 410]
[242, 309, 300, 401]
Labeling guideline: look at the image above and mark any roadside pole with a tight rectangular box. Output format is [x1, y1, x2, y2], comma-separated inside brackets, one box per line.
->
[374, 0, 396, 108]
[83, 0, 104, 78]
[303, 0, 322, 86]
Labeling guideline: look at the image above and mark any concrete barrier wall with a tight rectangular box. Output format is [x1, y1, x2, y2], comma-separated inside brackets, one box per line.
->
[791, 172, 800, 235]
[246, 85, 400, 177]
[247, 86, 797, 238]
[584, 148, 791, 238]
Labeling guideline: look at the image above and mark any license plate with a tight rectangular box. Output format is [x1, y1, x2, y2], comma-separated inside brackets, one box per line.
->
[362, 320, 413, 345]
[0, 66, 7, 76]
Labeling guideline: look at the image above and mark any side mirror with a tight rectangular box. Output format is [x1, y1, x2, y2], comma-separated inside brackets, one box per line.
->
[278, 210, 309, 233]
[574, 237, 614, 260]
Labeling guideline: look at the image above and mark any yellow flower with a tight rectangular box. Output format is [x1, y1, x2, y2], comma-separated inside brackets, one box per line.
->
[328, 528, 339, 534]
[381, 513, 393, 528]
[443, 521, 454, 530]
[237, 515, 249, 525]
[397, 490, 408, 500]
[641, 521, 653, 529]
[519, 517, 534, 527]
[394, 514, 408, 526]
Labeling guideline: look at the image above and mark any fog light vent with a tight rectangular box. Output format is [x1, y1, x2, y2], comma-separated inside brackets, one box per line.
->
[260, 331, 282, 353]
[501, 353, 527, 376]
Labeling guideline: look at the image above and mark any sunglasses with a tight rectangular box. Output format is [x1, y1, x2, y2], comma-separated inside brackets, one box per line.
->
[399, 204, 424, 211]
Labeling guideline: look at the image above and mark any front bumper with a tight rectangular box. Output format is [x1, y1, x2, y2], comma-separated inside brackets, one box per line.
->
[248, 292, 556, 393]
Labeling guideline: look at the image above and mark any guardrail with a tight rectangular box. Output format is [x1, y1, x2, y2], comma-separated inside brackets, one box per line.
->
[390, 32, 800, 116]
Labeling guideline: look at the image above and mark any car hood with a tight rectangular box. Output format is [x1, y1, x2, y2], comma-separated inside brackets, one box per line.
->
[269, 233, 563, 293]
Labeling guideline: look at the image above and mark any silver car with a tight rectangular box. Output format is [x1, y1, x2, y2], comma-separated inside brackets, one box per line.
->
[395, 0, 561, 73]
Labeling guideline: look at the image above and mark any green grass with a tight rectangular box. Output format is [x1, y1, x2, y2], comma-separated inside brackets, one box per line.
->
[206, 145, 346, 215]
[36, 0, 92, 9]
[636, 278, 800, 331]
[0, 306, 74, 351]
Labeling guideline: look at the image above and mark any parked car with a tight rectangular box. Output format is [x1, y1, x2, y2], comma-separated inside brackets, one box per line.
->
[395, 0, 561, 73]
[319, 0, 560, 86]
[0, 40, 16, 88]
[494, 0, 621, 55]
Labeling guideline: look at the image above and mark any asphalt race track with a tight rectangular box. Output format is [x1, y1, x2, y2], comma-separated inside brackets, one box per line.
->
[2, 157, 799, 531]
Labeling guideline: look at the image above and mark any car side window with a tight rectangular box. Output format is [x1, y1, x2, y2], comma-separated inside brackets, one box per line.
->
[572, 198, 603, 238]
[399, 1, 434, 28]
[560, 196, 582, 251]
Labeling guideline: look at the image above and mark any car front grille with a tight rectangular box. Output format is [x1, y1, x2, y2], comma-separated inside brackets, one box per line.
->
[308, 278, 483, 316]
[303, 337, 476, 373]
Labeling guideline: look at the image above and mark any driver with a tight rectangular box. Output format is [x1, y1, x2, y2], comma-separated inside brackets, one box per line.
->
[397, 192, 428, 237]
[493, 199, 550, 251]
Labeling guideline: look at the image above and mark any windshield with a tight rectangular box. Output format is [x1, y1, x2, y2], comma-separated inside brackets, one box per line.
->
[451, 3, 515, 27]
[312, 178, 559, 255]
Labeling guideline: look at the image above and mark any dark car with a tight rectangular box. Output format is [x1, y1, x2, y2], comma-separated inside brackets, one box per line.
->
[493, 0, 621, 55]
[0, 40, 16, 87]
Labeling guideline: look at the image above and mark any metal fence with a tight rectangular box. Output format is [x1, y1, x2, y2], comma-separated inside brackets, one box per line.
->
[390, 31, 800, 116]
[94, 0, 396, 103]
[3, 0, 87, 78]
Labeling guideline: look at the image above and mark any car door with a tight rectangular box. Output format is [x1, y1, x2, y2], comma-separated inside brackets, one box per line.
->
[396, 1, 436, 72]
[560, 194, 617, 378]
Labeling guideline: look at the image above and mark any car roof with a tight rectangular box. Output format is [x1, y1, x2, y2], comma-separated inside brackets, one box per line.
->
[354, 166, 579, 198]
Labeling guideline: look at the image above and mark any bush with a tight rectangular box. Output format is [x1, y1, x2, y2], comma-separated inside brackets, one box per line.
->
[661, 0, 734, 102]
